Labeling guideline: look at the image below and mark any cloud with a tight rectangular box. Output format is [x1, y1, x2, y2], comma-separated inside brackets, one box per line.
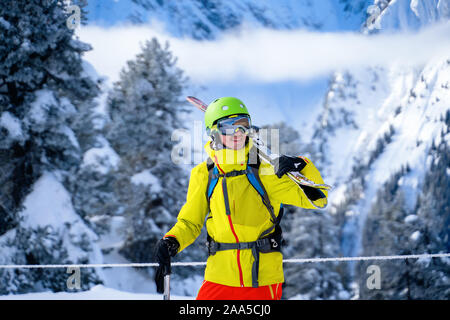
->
[78, 21, 450, 84]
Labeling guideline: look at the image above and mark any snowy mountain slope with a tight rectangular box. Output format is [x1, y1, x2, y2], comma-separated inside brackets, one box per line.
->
[320, 58, 449, 200]
[85, 0, 372, 38]
[320, 57, 449, 254]
[312, 0, 450, 261]
[366, 0, 450, 32]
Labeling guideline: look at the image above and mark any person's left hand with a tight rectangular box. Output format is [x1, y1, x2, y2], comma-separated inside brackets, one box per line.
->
[273, 155, 307, 178]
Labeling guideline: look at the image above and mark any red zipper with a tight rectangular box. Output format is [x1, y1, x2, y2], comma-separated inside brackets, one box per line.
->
[227, 214, 244, 287]
[215, 156, 245, 287]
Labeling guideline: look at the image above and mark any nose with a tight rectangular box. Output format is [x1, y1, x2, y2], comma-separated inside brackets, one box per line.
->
[233, 127, 247, 136]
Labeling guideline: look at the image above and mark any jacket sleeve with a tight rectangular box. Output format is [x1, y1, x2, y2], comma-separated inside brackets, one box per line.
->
[260, 156, 328, 209]
[164, 162, 209, 253]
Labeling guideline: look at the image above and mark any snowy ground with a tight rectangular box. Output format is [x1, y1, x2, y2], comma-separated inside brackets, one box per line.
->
[0, 285, 192, 300]
[0, 178, 202, 300]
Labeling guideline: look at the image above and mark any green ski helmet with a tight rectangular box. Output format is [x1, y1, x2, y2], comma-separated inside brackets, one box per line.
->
[204, 97, 250, 134]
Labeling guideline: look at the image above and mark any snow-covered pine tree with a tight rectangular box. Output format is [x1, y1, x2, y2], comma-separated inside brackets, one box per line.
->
[66, 71, 116, 234]
[358, 166, 415, 299]
[103, 38, 198, 267]
[283, 210, 349, 299]
[0, 0, 102, 293]
[67, 136, 121, 234]
[411, 123, 450, 299]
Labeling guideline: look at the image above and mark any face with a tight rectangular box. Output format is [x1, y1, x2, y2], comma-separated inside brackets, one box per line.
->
[216, 115, 250, 150]
[220, 129, 247, 150]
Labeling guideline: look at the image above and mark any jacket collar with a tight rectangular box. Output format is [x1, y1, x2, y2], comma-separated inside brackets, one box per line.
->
[205, 138, 254, 172]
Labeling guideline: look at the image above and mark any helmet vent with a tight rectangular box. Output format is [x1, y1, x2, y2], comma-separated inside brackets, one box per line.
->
[240, 104, 245, 108]
[222, 105, 229, 110]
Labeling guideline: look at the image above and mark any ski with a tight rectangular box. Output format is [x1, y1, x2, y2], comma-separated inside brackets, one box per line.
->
[250, 130, 332, 190]
[186, 96, 208, 112]
[186, 96, 332, 191]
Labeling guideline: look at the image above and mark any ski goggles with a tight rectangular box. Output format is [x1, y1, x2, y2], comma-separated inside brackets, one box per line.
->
[216, 115, 251, 136]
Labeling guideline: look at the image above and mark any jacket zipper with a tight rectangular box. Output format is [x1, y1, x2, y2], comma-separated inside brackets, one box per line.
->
[227, 214, 244, 287]
[215, 156, 245, 287]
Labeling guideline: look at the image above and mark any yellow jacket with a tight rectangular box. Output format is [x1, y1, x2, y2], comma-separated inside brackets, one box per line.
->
[165, 138, 327, 287]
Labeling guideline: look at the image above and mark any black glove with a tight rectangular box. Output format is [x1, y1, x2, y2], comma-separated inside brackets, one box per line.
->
[154, 237, 179, 294]
[273, 155, 307, 178]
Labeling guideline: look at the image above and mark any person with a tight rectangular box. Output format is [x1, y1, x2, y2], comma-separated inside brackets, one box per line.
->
[154, 97, 328, 300]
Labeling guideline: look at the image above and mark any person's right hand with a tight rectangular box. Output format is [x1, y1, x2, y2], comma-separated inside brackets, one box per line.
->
[154, 237, 180, 293]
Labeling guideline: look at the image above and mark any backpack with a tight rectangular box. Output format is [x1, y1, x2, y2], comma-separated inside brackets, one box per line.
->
[204, 146, 284, 288]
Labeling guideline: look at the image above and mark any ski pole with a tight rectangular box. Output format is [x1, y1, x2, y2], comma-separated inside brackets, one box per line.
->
[163, 274, 170, 300]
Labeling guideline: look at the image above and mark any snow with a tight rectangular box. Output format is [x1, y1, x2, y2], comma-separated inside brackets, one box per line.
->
[2, 0, 448, 300]
[93, 215, 204, 298]
[21, 172, 86, 230]
[0, 111, 23, 141]
[0, 229, 18, 265]
[60, 124, 80, 150]
[19, 173, 102, 262]
[81, 59, 103, 83]
[410, 0, 424, 19]
[84, 0, 366, 36]
[328, 184, 348, 209]
[0, 16, 11, 29]
[404, 214, 419, 223]
[0, 285, 192, 300]
[5, 173, 196, 300]
[336, 55, 448, 258]
[95, 216, 125, 250]
[27, 89, 57, 125]
[315, 1, 450, 265]
[82, 138, 120, 174]
[326, 55, 450, 193]
[410, 230, 421, 241]
[0, 282, 337, 299]
[131, 170, 162, 193]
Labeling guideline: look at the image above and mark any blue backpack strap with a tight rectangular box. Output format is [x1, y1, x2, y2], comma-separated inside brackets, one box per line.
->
[245, 147, 277, 227]
[207, 168, 219, 199]
[206, 157, 219, 203]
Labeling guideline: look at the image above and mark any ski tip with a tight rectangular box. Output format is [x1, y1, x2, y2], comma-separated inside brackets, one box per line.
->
[186, 96, 208, 111]
[186, 96, 205, 104]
